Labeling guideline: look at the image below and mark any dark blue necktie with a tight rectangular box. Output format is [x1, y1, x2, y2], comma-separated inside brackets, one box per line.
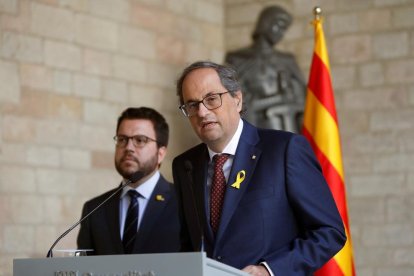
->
[123, 190, 140, 254]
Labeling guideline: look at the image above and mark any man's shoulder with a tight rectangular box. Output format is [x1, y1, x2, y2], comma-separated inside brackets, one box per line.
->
[173, 143, 206, 161]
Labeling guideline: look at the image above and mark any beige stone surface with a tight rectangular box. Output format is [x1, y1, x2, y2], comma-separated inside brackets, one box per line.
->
[1, 0, 414, 275]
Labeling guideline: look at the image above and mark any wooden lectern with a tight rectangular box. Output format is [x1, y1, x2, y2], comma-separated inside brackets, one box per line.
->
[14, 252, 248, 276]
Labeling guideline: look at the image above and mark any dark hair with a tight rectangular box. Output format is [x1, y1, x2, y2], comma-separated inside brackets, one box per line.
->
[116, 107, 169, 147]
[176, 61, 242, 105]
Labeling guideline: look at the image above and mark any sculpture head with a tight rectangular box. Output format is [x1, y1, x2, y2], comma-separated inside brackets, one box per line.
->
[252, 5, 292, 45]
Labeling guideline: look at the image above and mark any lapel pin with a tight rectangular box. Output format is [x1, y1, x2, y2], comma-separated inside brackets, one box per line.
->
[231, 170, 246, 189]
[252, 155, 256, 160]
[156, 195, 165, 201]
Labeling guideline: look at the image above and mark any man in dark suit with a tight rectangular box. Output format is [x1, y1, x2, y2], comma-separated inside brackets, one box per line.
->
[77, 107, 180, 255]
[172, 61, 346, 275]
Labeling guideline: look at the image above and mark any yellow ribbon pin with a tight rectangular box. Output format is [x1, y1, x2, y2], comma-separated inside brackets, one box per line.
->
[231, 170, 246, 189]
[156, 195, 165, 201]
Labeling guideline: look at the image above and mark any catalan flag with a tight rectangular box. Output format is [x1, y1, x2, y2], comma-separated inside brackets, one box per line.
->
[302, 8, 356, 276]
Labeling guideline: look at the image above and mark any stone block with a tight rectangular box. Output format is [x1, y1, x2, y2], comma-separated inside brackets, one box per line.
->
[344, 132, 397, 155]
[45, 40, 81, 71]
[2, 115, 36, 143]
[130, 2, 175, 34]
[53, 70, 72, 95]
[0, 60, 20, 103]
[329, 13, 358, 34]
[1, 32, 43, 63]
[362, 224, 413, 246]
[226, 3, 261, 26]
[374, 153, 414, 173]
[386, 196, 414, 223]
[0, 0, 17, 14]
[0, 143, 27, 165]
[359, 9, 392, 31]
[119, 26, 156, 59]
[393, 6, 414, 28]
[166, 0, 193, 15]
[35, 225, 56, 252]
[201, 23, 224, 48]
[146, 62, 178, 89]
[194, 1, 223, 24]
[342, 86, 407, 111]
[20, 63, 53, 91]
[102, 79, 128, 104]
[331, 65, 356, 89]
[373, 32, 409, 59]
[112, 55, 146, 83]
[79, 124, 114, 151]
[76, 170, 119, 196]
[88, 0, 129, 22]
[370, 109, 414, 131]
[349, 173, 405, 197]
[3, 225, 34, 253]
[11, 195, 43, 223]
[27, 145, 60, 167]
[348, 197, 385, 223]
[36, 168, 77, 195]
[0, 0, 30, 32]
[83, 48, 111, 77]
[359, 62, 384, 87]
[0, 165, 36, 193]
[377, 268, 414, 276]
[30, 2, 74, 41]
[83, 100, 119, 126]
[156, 35, 185, 65]
[73, 73, 101, 99]
[385, 59, 414, 84]
[35, 120, 78, 147]
[91, 150, 113, 169]
[61, 148, 91, 170]
[129, 85, 167, 109]
[75, 13, 118, 51]
[331, 34, 371, 64]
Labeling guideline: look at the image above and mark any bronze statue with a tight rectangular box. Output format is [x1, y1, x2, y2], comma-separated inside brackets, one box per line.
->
[225, 5, 306, 133]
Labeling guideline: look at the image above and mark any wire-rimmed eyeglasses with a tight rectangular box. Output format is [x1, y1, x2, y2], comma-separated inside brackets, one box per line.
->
[179, 91, 230, 117]
[113, 135, 158, 148]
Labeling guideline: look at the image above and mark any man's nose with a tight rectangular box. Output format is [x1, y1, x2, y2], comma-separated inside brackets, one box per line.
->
[196, 102, 209, 117]
[125, 138, 135, 150]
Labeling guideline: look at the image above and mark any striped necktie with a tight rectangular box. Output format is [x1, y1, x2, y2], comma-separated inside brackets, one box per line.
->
[123, 190, 140, 253]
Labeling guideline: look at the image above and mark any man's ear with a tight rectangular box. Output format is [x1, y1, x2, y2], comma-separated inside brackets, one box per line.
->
[157, 146, 167, 165]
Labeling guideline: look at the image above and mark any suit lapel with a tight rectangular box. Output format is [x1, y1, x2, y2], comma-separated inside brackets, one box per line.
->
[105, 188, 124, 253]
[132, 176, 171, 252]
[215, 122, 261, 244]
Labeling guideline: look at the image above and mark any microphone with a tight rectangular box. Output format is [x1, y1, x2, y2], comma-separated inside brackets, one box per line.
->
[184, 160, 204, 252]
[46, 171, 143, 257]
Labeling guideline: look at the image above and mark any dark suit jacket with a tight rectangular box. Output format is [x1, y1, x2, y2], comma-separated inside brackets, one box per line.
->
[172, 120, 346, 275]
[77, 175, 180, 255]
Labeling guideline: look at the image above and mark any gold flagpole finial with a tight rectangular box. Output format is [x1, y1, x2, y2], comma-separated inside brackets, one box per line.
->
[313, 6, 322, 20]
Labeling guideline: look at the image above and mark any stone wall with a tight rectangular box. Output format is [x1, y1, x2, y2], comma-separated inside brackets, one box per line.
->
[0, 0, 223, 274]
[1, 0, 414, 275]
[225, 0, 414, 275]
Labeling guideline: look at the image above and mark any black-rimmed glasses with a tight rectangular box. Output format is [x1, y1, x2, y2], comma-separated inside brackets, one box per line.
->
[113, 135, 158, 148]
[179, 91, 230, 117]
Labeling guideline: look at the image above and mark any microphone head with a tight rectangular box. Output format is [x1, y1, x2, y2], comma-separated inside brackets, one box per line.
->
[128, 171, 144, 183]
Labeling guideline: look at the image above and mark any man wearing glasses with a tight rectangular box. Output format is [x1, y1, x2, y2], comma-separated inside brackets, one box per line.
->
[172, 61, 346, 275]
[77, 107, 180, 255]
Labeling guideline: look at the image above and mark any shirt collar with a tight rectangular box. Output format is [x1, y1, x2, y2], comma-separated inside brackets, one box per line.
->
[121, 171, 160, 199]
[208, 119, 243, 160]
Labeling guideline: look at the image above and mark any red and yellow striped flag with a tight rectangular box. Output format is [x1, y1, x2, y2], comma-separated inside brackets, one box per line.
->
[302, 9, 356, 276]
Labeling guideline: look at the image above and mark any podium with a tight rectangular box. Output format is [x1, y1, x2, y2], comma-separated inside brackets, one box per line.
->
[14, 252, 248, 276]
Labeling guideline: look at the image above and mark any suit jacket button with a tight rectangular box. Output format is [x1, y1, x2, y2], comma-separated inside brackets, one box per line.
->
[217, 256, 222, 260]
